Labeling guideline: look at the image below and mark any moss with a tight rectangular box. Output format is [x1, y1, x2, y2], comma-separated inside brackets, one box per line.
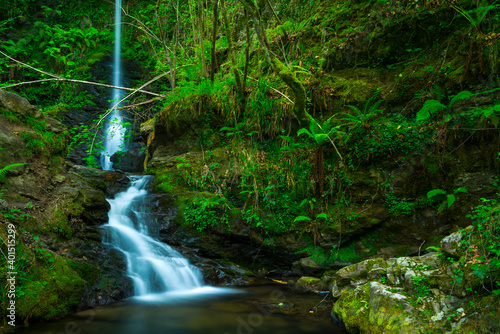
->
[151, 168, 178, 193]
[67, 259, 100, 285]
[298, 276, 321, 285]
[41, 200, 85, 239]
[44, 103, 69, 118]
[16, 251, 84, 323]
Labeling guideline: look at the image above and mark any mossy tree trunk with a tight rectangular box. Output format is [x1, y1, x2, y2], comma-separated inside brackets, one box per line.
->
[238, 0, 309, 126]
[221, 0, 243, 97]
[210, 0, 219, 82]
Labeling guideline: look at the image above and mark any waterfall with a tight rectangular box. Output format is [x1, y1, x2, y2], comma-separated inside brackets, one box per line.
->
[101, 0, 126, 171]
[103, 176, 203, 296]
[101, 1, 204, 299]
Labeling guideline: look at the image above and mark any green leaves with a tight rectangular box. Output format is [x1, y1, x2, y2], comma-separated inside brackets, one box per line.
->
[339, 88, 385, 129]
[0, 163, 28, 181]
[416, 90, 474, 122]
[427, 189, 447, 202]
[293, 216, 311, 222]
[416, 100, 447, 122]
[297, 115, 343, 147]
[427, 187, 468, 212]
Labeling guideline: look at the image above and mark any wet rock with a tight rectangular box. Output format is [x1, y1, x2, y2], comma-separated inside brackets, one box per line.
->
[330, 227, 500, 333]
[44, 117, 66, 133]
[454, 172, 496, 195]
[140, 118, 154, 140]
[69, 164, 129, 195]
[110, 149, 145, 172]
[292, 257, 321, 275]
[289, 276, 322, 293]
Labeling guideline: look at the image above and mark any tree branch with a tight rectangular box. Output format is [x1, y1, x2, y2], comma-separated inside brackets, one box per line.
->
[0, 51, 167, 98]
[1, 78, 166, 98]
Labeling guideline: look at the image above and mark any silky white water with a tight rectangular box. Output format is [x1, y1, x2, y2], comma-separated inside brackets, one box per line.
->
[101, 0, 204, 299]
[103, 176, 203, 296]
[101, 0, 126, 171]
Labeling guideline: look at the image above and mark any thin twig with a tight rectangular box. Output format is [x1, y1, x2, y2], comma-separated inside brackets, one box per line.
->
[246, 74, 293, 103]
[117, 97, 162, 110]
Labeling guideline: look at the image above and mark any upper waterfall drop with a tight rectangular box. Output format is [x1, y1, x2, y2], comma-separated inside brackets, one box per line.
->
[101, 0, 125, 171]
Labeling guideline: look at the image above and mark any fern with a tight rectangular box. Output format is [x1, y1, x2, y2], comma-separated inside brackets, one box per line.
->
[416, 90, 474, 122]
[339, 88, 385, 128]
[416, 100, 447, 121]
[0, 163, 28, 181]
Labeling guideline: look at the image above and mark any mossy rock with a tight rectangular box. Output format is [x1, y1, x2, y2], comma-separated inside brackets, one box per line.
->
[333, 282, 429, 334]
[16, 252, 84, 324]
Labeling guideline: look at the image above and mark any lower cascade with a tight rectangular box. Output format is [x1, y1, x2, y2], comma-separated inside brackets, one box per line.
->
[103, 175, 203, 296]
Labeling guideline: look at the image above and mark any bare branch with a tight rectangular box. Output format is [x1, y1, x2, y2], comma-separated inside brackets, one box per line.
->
[89, 70, 171, 154]
[1, 78, 166, 98]
[0, 51, 62, 79]
[118, 97, 162, 110]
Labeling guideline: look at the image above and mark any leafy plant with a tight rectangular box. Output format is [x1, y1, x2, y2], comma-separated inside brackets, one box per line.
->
[384, 191, 415, 217]
[0, 163, 28, 181]
[427, 187, 467, 212]
[298, 114, 344, 159]
[184, 196, 230, 232]
[416, 91, 474, 122]
[452, 1, 500, 33]
[338, 88, 385, 130]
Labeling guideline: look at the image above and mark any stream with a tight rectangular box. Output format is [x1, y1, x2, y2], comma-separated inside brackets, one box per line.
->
[14, 285, 346, 334]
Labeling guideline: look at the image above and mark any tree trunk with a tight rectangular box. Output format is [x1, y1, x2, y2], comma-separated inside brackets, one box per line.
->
[210, 0, 219, 82]
[239, 0, 308, 126]
[221, 0, 243, 97]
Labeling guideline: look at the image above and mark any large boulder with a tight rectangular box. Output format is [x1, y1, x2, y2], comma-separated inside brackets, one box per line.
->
[0, 89, 43, 119]
[440, 226, 472, 258]
[331, 228, 499, 333]
[110, 149, 145, 172]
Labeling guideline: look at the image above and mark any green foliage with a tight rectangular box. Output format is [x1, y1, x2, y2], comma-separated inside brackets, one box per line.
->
[384, 192, 415, 217]
[0, 163, 28, 181]
[416, 91, 474, 122]
[412, 275, 431, 300]
[184, 196, 230, 232]
[298, 115, 343, 146]
[452, 2, 500, 32]
[427, 187, 467, 212]
[68, 117, 105, 168]
[337, 88, 385, 130]
[465, 197, 500, 296]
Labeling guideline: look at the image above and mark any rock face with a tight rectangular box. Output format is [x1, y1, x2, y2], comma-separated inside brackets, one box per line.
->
[0, 89, 43, 119]
[110, 148, 145, 172]
[329, 231, 499, 334]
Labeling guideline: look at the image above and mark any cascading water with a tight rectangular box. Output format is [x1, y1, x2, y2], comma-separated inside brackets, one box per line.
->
[101, 0, 126, 171]
[101, 0, 204, 299]
[103, 176, 203, 296]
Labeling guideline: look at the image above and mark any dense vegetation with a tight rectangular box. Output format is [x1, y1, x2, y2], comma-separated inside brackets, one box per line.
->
[1, 0, 500, 332]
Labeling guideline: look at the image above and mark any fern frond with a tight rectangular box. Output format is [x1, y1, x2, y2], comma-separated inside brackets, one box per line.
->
[0, 163, 28, 180]
[321, 115, 335, 132]
[297, 128, 313, 139]
[416, 100, 447, 122]
[309, 115, 319, 137]
[367, 99, 384, 115]
[449, 90, 474, 108]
